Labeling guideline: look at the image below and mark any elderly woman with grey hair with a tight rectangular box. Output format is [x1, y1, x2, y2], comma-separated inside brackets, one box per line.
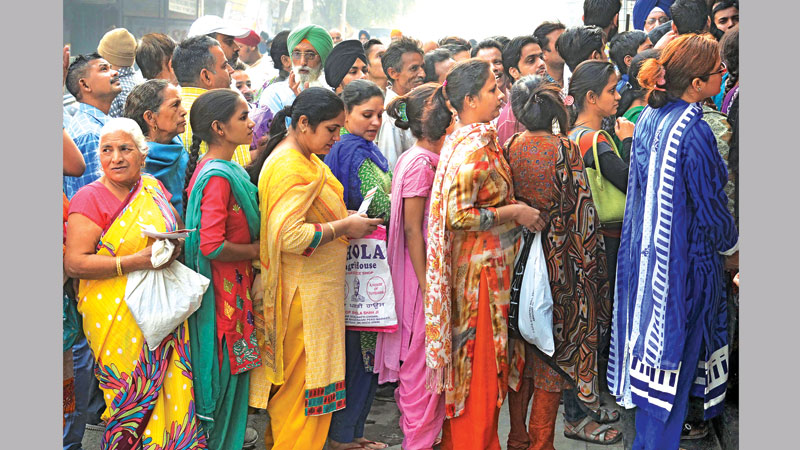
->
[124, 79, 189, 216]
[64, 118, 208, 448]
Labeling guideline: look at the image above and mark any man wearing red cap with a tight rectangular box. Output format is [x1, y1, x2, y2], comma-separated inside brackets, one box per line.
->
[236, 30, 278, 103]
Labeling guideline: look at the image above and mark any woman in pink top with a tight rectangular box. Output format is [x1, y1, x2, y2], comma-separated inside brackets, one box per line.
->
[374, 83, 453, 450]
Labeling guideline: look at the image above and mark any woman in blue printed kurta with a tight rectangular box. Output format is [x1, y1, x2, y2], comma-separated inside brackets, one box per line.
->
[606, 34, 738, 450]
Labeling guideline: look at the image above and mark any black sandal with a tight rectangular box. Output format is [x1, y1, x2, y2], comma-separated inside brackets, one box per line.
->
[680, 420, 709, 440]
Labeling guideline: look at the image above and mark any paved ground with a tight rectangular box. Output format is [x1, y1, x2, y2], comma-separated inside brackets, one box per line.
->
[81, 389, 725, 449]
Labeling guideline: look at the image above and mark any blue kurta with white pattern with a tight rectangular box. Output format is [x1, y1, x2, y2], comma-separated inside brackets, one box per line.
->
[607, 100, 738, 422]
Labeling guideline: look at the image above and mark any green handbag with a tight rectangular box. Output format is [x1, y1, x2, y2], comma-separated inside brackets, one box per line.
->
[573, 129, 626, 225]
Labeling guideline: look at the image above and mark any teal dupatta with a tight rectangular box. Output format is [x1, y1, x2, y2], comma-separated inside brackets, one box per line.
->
[184, 159, 260, 448]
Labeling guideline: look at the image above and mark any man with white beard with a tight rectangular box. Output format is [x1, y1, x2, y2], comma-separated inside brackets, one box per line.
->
[260, 24, 334, 115]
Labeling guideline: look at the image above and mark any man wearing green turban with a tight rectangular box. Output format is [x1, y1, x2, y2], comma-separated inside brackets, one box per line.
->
[259, 24, 334, 114]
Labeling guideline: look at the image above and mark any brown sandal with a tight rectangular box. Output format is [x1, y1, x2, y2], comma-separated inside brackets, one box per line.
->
[564, 416, 623, 445]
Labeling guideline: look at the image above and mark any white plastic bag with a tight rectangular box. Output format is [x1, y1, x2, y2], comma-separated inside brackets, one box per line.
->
[124, 239, 209, 350]
[517, 231, 555, 356]
[344, 225, 397, 332]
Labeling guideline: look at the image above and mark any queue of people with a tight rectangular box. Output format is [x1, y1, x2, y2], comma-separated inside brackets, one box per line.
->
[63, 1, 739, 449]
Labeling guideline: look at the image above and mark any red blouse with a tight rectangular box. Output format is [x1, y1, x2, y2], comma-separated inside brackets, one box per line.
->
[187, 158, 261, 374]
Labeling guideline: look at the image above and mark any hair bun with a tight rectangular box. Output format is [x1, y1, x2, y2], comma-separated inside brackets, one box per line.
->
[282, 104, 293, 116]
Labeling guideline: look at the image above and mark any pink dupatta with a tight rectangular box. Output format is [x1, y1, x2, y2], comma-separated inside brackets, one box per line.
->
[374, 146, 440, 383]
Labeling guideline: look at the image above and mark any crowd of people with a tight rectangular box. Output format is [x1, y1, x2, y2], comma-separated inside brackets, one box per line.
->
[62, 0, 740, 449]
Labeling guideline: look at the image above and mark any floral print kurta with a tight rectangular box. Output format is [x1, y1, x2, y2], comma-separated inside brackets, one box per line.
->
[426, 122, 522, 418]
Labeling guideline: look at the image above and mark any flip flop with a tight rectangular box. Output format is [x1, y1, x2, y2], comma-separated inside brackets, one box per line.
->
[357, 439, 389, 449]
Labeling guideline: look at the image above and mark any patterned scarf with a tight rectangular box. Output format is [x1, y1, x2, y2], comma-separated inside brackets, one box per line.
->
[424, 122, 499, 392]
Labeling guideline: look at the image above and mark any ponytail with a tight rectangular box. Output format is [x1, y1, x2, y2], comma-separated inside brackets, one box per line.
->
[422, 84, 453, 141]
[385, 96, 411, 130]
[182, 137, 202, 217]
[386, 82, 451, 141]
[638, 59, 672, 109]
[511, 75, 569, 135]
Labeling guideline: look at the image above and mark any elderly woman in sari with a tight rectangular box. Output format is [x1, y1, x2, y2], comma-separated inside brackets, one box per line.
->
[246, 87, 382, 450]
[64, 117, 207, 449]
[123, 79, 188, 216]
[424, 59, 546, 450]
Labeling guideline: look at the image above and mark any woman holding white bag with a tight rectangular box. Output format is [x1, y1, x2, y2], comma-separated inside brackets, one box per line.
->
[503, 76, 614, 449]
[64, 117, 208, 448]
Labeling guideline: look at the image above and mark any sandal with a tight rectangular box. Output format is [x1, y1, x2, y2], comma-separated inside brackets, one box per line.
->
[680, 420, 709, 440]
[564, 416, 623, 445]
[328, 440, 366, 450]
[592, 407, 621, 424]
[356, 439, 389, 449]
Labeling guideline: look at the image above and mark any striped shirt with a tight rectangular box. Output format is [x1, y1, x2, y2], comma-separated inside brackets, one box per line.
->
[63, 103, 109, 199]
[178, 86, 251, 167]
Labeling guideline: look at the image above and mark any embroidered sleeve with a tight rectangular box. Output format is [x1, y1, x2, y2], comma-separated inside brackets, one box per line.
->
[445, 149, 497, 231]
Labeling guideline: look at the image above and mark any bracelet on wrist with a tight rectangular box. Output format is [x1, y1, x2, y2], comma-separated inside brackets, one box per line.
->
[327, 222, 337, 239]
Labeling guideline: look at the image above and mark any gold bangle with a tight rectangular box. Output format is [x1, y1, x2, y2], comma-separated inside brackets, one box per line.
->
[327, 222, 337, 239]
[496, 208, 501, 224]
[116, 256, 123, 277]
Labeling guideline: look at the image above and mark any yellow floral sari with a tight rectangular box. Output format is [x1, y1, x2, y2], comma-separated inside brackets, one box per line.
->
[76, 175, 206, 450]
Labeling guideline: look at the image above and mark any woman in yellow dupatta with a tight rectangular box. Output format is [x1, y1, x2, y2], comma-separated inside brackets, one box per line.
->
[244, 87, 383, 450]
[65, 118, 207, 450]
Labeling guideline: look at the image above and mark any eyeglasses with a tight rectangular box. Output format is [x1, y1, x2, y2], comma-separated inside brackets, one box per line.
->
[291, 51, 319, 62]
[703, 61, 727, 77]
[646, 16, 670, 26]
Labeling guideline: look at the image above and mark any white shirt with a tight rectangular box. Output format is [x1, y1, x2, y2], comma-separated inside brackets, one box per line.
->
[376, 87, 416, 170]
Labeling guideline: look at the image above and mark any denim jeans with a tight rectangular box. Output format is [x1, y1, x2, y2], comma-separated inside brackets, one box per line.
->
[63, 335, 92, 450]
